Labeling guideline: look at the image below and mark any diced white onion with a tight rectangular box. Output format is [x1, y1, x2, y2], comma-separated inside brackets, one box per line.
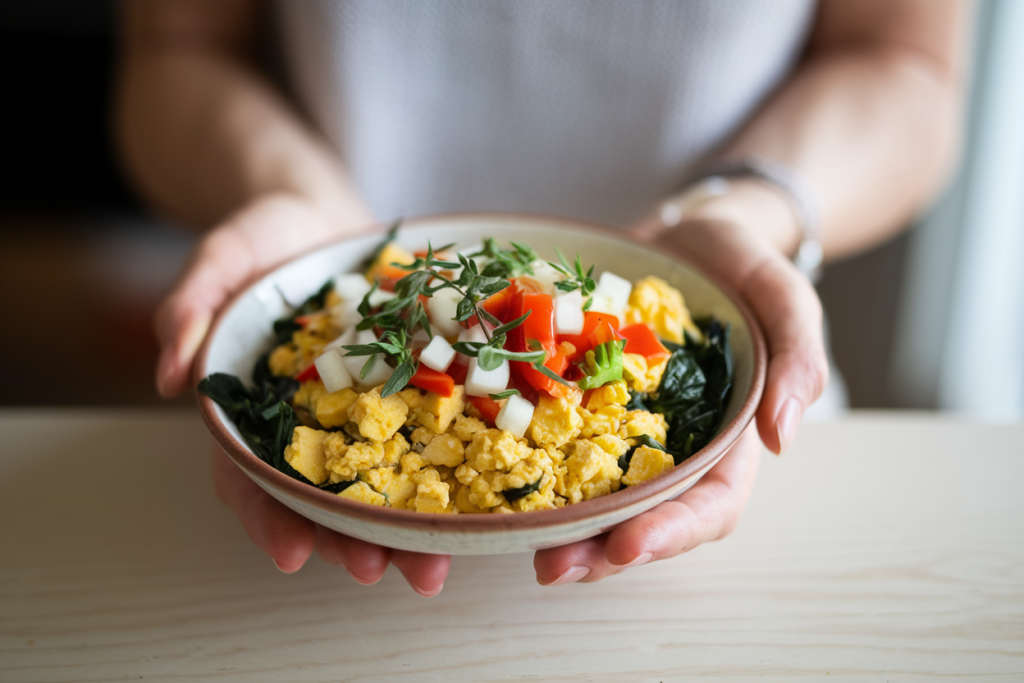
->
[329, 301, 362, 332]
[314, 348, 353, 393]
[340, 328, 393, 387]
[554, 290, 585, 335]
[495, 393, 534, 439]
[357, 355, 395, 387]
[456, 324, 488, 365]
[367, 288, 396, 308]
[586, 293, 617, 317]
[419, 335, 456, 372]
[333, 273, 372, 302]
[427, 289, 464, 337]
[526, 260, 564, 295]
[324, 325, 356, 351]
[465, 358, 510, 397]
[591, 271, 632, 319]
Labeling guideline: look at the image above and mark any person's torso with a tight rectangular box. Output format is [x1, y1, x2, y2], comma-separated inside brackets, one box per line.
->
[277, 0, 815, 226]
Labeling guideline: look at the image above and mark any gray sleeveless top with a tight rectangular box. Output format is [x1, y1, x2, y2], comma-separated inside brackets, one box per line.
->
[277, 0, 815, 227]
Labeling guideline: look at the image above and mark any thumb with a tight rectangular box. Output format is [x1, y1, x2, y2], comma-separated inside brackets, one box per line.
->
[154, 194, 368, 397]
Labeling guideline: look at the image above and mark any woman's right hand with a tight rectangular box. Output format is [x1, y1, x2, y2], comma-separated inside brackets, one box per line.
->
[154, 192, 371, 399]
[159, 193, 453, 595]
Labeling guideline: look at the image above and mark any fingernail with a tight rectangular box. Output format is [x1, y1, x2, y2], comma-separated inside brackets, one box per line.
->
[775, 397, 803, 455]
[273, 558, 298, 574]
[539, 565, 591, 586]
[619, 552, 653, 568]
[412, 582, 444, 598]
[345, 567, 381, 586]
[180, 315, 211, 362]
[156, 352, 176, 397]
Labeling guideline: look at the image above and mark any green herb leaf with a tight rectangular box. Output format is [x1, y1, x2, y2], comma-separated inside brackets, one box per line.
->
[533, 359, 573, 386]
[548, 248, 597, 297]
[489, 389, 521, 400]
[491, 311, 531, 337]
[381, 361, 416, 398]
[359, 354, 378, 381]
[577, 339, 626, 390]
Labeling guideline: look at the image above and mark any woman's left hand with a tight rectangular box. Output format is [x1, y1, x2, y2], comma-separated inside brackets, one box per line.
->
[535, 215, 828, 583]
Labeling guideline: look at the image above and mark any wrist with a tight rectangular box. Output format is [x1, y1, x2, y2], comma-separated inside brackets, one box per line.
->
[667, 178, 802, 257]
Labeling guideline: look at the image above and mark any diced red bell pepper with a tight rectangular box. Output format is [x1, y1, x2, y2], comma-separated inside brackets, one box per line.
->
[557, 311, 620, 363]
[619, 323, 671, 362]
[409, 363, 455, 398]
[504, 290, 574, 398]
[589, 319, 624, 348]
[512, 341, 575, 399]
[446, 361, 468, 386]
[520, 292, 557, 356]
[467, 395, 502, 426]
[376, 264, 413, 292]
[294, 313, 324, 328]
[481, 280, 517, 323]
[294, 363, 320, 383]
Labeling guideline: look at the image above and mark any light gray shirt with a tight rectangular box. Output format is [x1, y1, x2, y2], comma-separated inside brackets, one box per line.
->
[278, 0, 815, 226]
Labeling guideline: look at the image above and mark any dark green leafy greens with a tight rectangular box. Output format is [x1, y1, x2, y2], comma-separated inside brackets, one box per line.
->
[627, 318, 733, 466]
[272, 280, 333, 345]
[198, 373, 302, 476]
[199, 369, 360, 494]
[503, 476, 544, 503]
[617, 434, 668, 472]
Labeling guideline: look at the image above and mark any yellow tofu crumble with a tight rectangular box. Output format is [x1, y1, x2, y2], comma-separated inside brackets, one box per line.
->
[276, 375, 675, 513]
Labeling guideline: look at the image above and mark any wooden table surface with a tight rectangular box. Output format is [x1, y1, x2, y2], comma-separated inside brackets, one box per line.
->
[1, 409, 1022, 682]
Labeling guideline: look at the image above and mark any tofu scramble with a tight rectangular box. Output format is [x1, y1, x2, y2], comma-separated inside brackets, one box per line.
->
[201, 235, 732, 514]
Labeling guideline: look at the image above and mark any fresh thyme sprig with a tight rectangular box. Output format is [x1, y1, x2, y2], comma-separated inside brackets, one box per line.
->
[346, 240, 570, 395]
[549, 247, 597, 311]
[468, 238, 540, 279]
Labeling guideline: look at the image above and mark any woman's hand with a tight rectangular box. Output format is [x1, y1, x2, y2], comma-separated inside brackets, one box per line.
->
[163, 193, 450, 595]
[534, 216, 828, 584]
[212, 444, 451, 596]
[155, 193, 373, 398]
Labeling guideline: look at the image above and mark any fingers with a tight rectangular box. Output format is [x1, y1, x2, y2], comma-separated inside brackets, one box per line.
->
[314, 525, 392, 585]
[534, 426, 761, 585]
[155, 194, 360, 398]
[740, 254, 828, 453]
[211, 444, 316, 573]
[213, 443, 449, 593]
[649, 220, 829, 454]
[534, 535, 612, 585]
[604, 426, 760, 564]
[389, 550, 452, 597]
[316, 527, 451, 595]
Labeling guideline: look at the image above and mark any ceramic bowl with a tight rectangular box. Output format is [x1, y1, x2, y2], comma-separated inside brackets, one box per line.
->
[196, 214, 766, 555]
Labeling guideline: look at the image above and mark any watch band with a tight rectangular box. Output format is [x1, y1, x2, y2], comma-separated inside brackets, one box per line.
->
[659, 155, 824, 282]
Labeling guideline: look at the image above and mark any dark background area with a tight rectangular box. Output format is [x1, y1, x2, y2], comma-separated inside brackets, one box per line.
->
[0, 0, 907, 409]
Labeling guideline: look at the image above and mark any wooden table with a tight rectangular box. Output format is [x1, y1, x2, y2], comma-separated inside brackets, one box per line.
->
[2, 410, 1022, 681]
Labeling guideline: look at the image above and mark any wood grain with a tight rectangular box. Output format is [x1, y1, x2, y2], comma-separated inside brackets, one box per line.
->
[1, 410, 1022, 682]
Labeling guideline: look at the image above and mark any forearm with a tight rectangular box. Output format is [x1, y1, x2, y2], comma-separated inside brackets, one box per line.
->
[680, 0, 970, 262]
[116, 7, 372, 229]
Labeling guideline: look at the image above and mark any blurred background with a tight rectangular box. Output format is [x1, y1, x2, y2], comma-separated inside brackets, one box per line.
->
[2, 0, 1021, 418]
